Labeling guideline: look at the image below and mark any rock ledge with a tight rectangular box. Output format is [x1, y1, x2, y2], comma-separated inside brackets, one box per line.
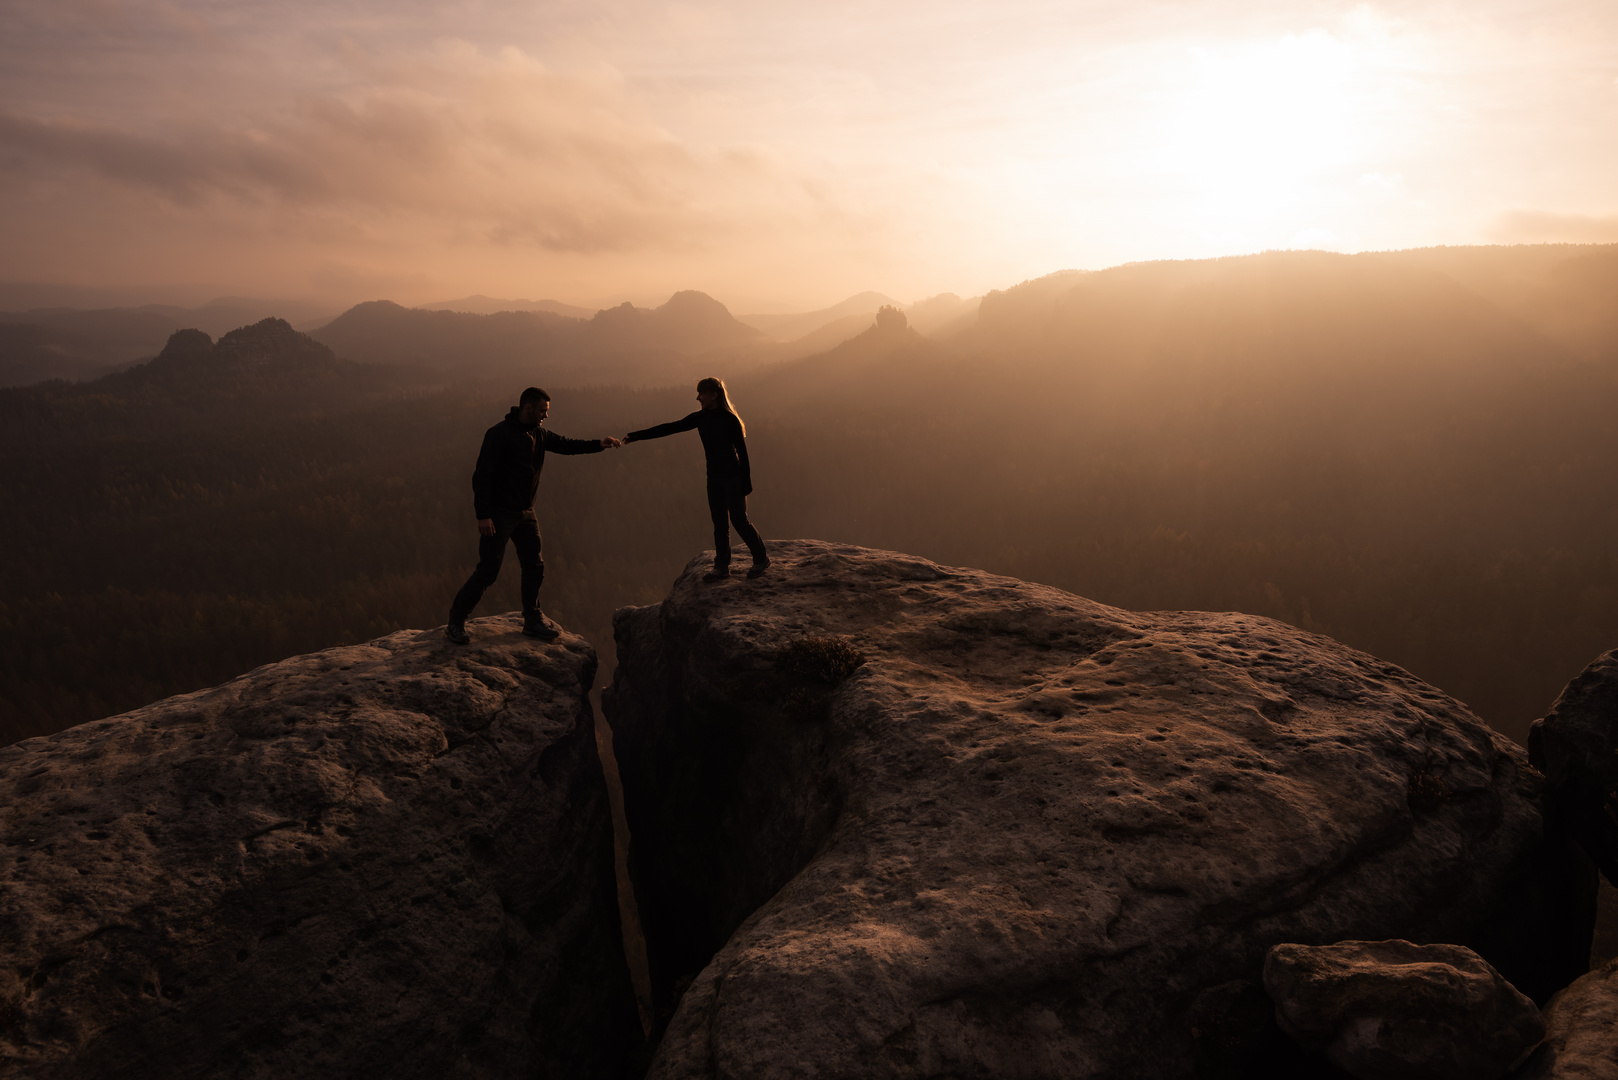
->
[608, 539, 1585, 1080]
[1, 614, 634, 1080]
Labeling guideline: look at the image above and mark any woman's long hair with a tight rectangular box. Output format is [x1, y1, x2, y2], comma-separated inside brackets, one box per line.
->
[698, 376, 745, 435]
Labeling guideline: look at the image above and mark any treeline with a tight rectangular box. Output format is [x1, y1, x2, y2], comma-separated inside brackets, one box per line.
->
[4, 246, 1618, 747]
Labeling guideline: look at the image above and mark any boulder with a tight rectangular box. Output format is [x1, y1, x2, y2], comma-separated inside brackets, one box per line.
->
[1513, 955, 1618, 1079]
[0, 614, 636, 1079]
[1529, 650, 1618, 885]
[1264, 939, 1544, 1079]
[606, 540, 1586, 1079]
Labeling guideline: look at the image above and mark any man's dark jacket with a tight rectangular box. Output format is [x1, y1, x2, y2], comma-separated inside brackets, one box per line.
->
[472, 406, 603, 520]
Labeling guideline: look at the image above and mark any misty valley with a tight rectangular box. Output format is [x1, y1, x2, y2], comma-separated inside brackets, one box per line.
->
[4, 244, 1616, 750]
[6, 242, 1618, 1078]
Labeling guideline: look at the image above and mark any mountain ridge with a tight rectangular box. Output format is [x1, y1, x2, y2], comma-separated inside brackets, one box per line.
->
[309, 290, 769, 386]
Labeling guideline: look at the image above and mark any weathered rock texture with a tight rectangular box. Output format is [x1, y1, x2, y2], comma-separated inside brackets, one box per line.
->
[606, 540, 1588, 1080]
[1264, 939, 1543, 1080]
[1515, 956, 1618, 1079]
[0, 614, 636, 1080]
[1530, 650, 1618, 885]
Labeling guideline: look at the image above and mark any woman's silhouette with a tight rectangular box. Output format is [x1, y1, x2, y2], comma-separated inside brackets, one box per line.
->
[624, 377, 769, 580]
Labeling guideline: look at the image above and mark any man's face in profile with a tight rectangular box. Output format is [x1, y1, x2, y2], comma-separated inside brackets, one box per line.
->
[519, 399, 550, 425]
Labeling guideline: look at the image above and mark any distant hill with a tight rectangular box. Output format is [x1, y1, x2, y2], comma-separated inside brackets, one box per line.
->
[747, 305, 942, 403]
[0, 323, 125, 386]
[311, 290, 770, 386]
[953, 248, 1609, 393]
[950, 246, 1618, 369]
[738, 291, 982, 360]
[770, 313, 878, 358]
[0, 307, 192, 386]
[745, 248, 1611, 451]
[0, 297, 341, 387]
[0, 317, 423, 445]
[415, 295, 595, 319]
[738, 291, 898, 342]
[905, 292, 980, 336]
[1386, 245, 1618, 361]
[153, 296, 340, 334]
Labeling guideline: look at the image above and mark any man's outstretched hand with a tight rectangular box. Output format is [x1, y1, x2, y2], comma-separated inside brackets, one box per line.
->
[600, 437, 623, 449]
[477, 518, 496, 537]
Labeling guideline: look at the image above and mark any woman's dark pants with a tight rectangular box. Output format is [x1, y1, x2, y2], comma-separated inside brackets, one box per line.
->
[450, 509, 544, 620]
[708, 478, 767, 568]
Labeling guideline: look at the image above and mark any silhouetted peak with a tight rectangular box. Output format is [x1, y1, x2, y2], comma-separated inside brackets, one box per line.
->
[659, 290, 729, 317]
[219, 316, 296, 343]
[874, 304, 907, 333]
[653, 290, 764, 347]
[591, 301, 644, 328]
[156, 328, 214, 363]
[316, 300, 410, 333]
[213, 317, 338, 368]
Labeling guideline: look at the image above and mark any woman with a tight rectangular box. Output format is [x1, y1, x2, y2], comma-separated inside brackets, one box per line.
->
[624, 377, 769, 580]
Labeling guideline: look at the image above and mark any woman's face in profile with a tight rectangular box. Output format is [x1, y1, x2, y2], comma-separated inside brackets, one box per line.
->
[697, 388, 720, 408]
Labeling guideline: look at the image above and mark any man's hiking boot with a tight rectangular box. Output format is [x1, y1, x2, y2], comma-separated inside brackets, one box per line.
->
[522, 613, 561, 641]
[746, 559, 770, 579]
[703, 566, 731, 582]
[444, 618, 470, 645]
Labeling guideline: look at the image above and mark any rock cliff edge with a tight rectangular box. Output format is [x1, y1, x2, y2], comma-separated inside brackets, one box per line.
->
[0, 614, 636, 1080]
[607, 539, 1590, 1080]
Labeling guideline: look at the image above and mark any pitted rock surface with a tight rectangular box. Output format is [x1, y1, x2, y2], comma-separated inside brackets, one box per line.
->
[1515, 956, 1618, 1079]
[0, 614, 634, 1080]
[607, 540, 1576, 1080]
[1264, 939, 1543, 1080]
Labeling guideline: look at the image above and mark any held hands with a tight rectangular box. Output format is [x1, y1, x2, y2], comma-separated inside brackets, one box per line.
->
[600, 436, 624, 449]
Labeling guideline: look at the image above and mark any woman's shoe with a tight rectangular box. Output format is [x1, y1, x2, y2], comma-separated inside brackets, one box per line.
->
[703, 566, 732, 581]
[746, 560, 770, 578]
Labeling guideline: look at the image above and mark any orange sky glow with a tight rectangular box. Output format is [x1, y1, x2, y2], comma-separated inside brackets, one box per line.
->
[1, 0, 1616, 311]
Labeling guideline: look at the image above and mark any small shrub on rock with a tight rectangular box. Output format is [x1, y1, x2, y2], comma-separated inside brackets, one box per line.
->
[775, 637, 866, 684]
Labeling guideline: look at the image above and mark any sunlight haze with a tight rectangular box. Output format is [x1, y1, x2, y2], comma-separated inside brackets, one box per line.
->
[1, 0, 1615, 309]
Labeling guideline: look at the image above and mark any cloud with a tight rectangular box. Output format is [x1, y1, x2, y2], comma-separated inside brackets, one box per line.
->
[0, 111, 333, 207]
[1488, 209, 1618, 245]
[0, 43, 797, 255]
[8, 0, 1618, 308]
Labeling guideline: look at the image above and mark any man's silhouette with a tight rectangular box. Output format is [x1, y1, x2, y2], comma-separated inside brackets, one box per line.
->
[445, 387, 619, 644]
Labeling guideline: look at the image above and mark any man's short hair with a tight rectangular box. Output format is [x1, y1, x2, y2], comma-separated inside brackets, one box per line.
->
[520, 387, 551, 404]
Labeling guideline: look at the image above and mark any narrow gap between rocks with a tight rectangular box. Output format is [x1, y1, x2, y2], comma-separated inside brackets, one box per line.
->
[591, 685, 655, 1037]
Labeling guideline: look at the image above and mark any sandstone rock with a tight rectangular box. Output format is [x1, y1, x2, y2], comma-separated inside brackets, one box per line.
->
[606, 540, 1584, 1080]
[1529, 650, 1618, 885]
[0, 614, 636, 1079]
[1513, 955, 1618, 1079]
[1264, 939, 1543, 1080]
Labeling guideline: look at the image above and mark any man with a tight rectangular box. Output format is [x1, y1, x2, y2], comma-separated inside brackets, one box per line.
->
[445, 387, 620, 644]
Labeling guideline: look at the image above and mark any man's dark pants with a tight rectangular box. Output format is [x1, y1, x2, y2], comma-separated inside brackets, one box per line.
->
[707, 478, 766, 569]
[450, 509, 543, 621]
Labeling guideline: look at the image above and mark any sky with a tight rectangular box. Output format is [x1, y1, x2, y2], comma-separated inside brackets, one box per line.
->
[1, 0, 1616, 311]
